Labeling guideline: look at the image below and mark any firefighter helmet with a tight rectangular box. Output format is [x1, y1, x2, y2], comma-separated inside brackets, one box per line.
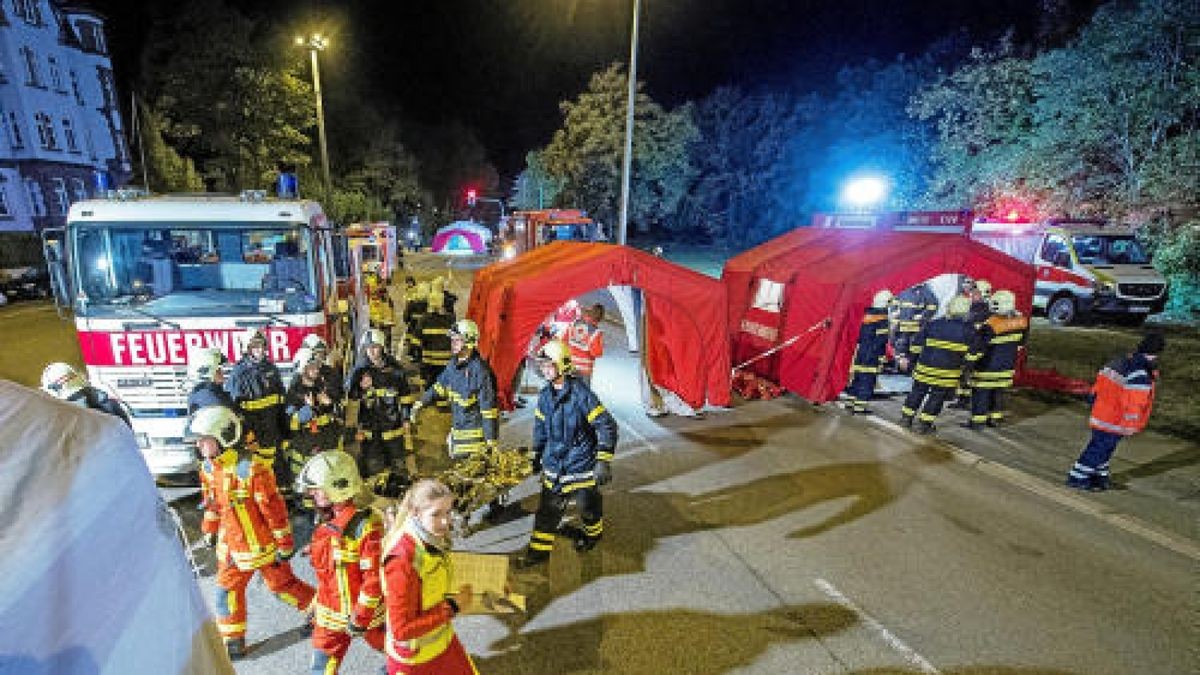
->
[990, 290, 1016, 315]
[189, 405, 242, 448]
[449, 319, 479, 347]
[293, 347, 321, 371]
[301, 333, 328, 351]
[187, 347, 227, 383]
[241, 328, 267, 349]
[871, 290, 894, 309]
[41, 362, 87, 399]
[537, 339, 572, 376]
[974, 279, 993, 298]
[413, 281, 430, 302]
[947, 295, 971, 318]
[297, 450, 363, 503]
[361, 328, 387, 350]
[427, 277, 445, 313]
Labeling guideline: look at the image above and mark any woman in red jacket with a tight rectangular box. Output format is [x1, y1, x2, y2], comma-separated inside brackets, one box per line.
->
[381, 479, 476, 674]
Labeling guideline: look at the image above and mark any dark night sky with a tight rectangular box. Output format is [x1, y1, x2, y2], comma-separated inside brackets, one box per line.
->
[90, 1, 1098, 177]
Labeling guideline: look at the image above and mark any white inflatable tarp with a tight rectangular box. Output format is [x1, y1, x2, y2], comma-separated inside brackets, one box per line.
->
[0, 380, 232, 675]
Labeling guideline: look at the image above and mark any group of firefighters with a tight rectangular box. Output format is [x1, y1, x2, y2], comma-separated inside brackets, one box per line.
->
[845, 278, 1031, 434]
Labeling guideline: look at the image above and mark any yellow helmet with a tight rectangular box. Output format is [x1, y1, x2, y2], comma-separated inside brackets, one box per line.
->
[537, 339, 572, 376]
[188, 405, 242, 448]
[990, 289, 1016, 314]
[450, 319, 479, 346]
[871, 289, 894, 309]
[297, 450, 363, 503]
[187, 347, 227, 383]
[947, 295, 971, 318]
[41, 362, 87, 399]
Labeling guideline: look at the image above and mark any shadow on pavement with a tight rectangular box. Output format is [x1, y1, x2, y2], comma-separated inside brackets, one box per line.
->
[1113, 446, 1200, 482]
[246, 624, 310, 660]
[476, 603, 859, 674]
[849, 668, 1079, 675]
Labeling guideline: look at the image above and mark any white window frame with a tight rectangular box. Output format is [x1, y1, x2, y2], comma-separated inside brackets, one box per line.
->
[751, 278, 786, 312]
[50, 177, 68, 215]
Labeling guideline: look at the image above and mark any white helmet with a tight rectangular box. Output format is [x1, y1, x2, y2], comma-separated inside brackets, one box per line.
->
[297, 450, 363, 503]
[537, 339, 572, 376]
[450, 319, 479, 347]
[188, 405, 242, 448]
[947, 295, 972, 318]
[293, 347, 321, 371]
[301, 333, 328, 352]
[41, 362, 87, 399]
[990, 289, 1016, 315]
[974, 279, 992, 298]
[361, 328, 387, 351]
[187, 347, 227, 383]
[871, 289, 894, 309]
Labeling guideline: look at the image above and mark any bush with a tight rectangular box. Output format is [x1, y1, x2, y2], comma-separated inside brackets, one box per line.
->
[1139, 218, 1199, 321]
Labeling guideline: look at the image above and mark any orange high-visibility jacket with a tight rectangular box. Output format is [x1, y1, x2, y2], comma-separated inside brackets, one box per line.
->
[1089, 353, 1156, 436]
[311, 504, 386, 632]
[566, 319, 604, 376]
[201, 449, 295, 569]
[381, 520, 457, 667]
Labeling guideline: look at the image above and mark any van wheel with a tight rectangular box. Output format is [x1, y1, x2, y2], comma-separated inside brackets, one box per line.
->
[1047, 295, 1077, 326]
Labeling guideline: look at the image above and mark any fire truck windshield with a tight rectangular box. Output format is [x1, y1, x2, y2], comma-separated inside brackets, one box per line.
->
[71, 222, 319, 317]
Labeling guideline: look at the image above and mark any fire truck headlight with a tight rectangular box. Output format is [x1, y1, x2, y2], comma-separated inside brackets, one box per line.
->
[501, 243, 517, 260]
[1096, 281, 1116, 295]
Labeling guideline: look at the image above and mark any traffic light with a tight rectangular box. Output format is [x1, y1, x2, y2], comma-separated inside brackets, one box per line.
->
[466, 189, 478, 207]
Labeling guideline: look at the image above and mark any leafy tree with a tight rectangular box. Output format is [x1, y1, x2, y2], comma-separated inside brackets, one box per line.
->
[510, 150, 563, 209]
[137, 102, 205, 193]
[540, 63, 698, 232]
[140, 0, 314, 191]
[336, 125, 428, 222]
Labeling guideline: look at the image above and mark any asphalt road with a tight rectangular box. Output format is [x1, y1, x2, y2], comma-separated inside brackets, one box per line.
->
[2, 293, 1196, 674]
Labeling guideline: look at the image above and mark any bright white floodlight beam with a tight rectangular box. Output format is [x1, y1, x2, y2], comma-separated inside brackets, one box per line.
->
[841, 175, 889, 209]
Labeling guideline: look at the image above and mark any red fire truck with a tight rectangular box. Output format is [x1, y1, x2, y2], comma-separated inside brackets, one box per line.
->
[43, 191, 352, 475]
[501, 209, 599, 258]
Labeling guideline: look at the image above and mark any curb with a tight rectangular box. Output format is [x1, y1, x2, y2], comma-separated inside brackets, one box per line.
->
[863, 414, 1200, 563]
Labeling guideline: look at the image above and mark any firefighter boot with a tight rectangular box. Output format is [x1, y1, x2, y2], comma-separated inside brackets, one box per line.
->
[916, 420, 936, 435]
[900, 413, 914, 429]
[225, 638, 246, 661]
[514, 548, 550, 570]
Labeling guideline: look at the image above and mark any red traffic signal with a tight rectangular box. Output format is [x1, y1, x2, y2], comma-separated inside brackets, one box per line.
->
[466, 189, 478, 207]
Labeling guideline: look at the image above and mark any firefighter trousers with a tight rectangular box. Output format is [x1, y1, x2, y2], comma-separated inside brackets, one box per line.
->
[528, 485, 603, 557]
[845, 371, 878, 412]
[214, 558, 315, 642]
[358, 431, 412, 480]
[902, 382, 953, 425]
[969, 387, 1007, 425]
[311, 625, 385, 675]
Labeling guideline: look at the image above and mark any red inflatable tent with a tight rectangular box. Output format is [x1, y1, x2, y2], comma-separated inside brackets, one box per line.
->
[723, 229, 1036, 403]
[468, 242, 731, 411]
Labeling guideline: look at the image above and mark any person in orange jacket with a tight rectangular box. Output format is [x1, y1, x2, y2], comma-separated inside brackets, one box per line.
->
[1066, 332, 1164, 491]
[565, 303, 605, 386]
[190, 405, 316, 660]
[381, 479, 476, 674]
[297, 451, 386, 674]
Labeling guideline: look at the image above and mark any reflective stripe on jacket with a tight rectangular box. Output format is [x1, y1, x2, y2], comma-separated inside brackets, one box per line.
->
[205, 449, 294, 570]
[533, 376, 618, 494]
[971, 313, 1029, 388]
[566, 319, 604, 376]
[850, 308, 890, 374]
[1089, 352, 1156, 436]
[420, 352, 499, 453]
[312, 504, 385, 631]
[910, 318, 979, 388]
[382, 521, 456, 665]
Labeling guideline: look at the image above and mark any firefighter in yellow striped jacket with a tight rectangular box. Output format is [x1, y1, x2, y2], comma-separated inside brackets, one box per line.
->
[191, 406, 315, 660]
[900, 296, 980, 434]
[844, 290, 893, 414]
[416, 285, 455, 411]
[349, 329, 417, 480]
[964, 290, 1028, 430]
[410, 320, 499, 460]
[516, 340, 618, 569]
[226, 328, 290, 490]
[298, 451, 386, 674]
[285, 348, 344, 506]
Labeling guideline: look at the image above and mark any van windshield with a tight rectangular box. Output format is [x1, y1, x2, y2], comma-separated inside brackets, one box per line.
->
[71, 222, 318, 317]
[1072, 235, 1150, 265]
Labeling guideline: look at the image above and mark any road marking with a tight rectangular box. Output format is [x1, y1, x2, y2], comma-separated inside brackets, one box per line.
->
[814, 578, 940, 674]
[864, 415, 1200, 562]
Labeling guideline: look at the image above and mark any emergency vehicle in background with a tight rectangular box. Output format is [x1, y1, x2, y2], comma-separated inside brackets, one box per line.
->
[812, 210, 1169, 325]
[501, 209, 600, 258]
[42, 191, 352, 475]
[344, 221, 399, 280]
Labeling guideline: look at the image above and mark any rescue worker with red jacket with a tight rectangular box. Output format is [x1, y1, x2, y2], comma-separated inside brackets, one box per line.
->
[1066, 333, 1164, 491]
[518, 340, 618, 568]
[901, 296, 980, 434]
[965, 290, 1028, 429]
[410, 319, 499, 460]
[298, 451, 386, 673]
[225, 328, 288, 483]
[381, 478, 476, 674]
[190, 405, 315, 660]
[844, 290, 892, 414]
[566, 303, 606, 386]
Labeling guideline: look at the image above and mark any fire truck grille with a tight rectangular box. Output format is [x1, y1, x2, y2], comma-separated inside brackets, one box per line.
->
[96, 366, 188, 411]
[1118, 283, 1165, 299]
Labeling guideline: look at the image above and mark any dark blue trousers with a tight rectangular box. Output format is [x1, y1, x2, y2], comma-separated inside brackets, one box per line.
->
[1067, 429, 1121, 486]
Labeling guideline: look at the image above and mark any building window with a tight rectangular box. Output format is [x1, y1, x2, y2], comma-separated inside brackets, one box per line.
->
[61, 118, 78, 151]
[96, 67, 116, 109]
[71, 177, 87, 202]
[77, 20, 106, 54]
[48, 56, 63, 91]
[69, 70, 83, 105]
[5, 111, 23, 148]
[12, 0, 41, 25]
[50, 177, 68, 215]
[0, 185, 11, 218]
[20, 46, 40, 86]
[35, 112, 57, 149]
[25, 179, 45, 216]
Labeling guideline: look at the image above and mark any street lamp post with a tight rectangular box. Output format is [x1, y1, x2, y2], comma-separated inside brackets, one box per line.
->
[617, 0, 640, 246]
[296, 34, 332, 202]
